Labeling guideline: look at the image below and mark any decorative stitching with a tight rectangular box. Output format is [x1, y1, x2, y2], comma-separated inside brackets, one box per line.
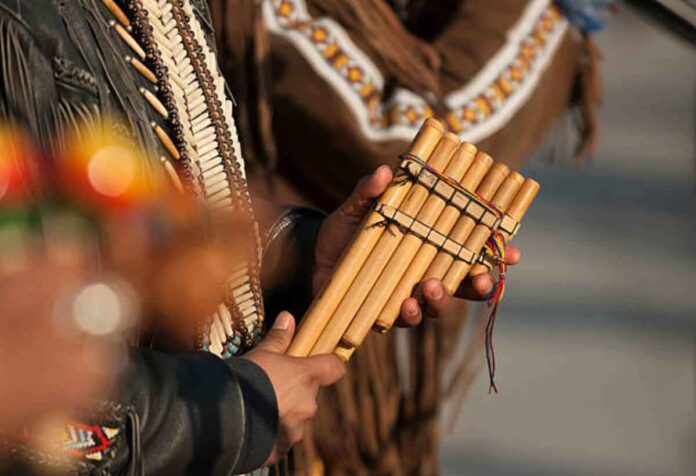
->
[262, 0, 568, 143]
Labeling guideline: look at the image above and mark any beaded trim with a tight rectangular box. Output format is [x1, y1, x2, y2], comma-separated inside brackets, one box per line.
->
[103, 0, 265, 354]
[262, 0, 568, 144]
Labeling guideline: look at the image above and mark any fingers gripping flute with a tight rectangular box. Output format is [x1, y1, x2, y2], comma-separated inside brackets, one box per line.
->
[289, 118, 539, 371]
[287, 118, 447, 356]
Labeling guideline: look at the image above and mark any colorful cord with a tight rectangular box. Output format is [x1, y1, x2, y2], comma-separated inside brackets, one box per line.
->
[483, 230, 508, 394]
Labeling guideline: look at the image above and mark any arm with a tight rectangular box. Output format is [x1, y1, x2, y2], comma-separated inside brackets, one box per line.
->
[109, 349, 277, 475]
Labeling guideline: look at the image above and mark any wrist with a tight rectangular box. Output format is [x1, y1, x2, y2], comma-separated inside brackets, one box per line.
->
[261, 207, 326, 324]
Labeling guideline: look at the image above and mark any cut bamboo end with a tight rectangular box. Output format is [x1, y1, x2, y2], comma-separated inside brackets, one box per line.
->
[287, 120, 445, 357]
[333, 345, 355, 362]
[476, 162, 509, 199]
[491, 171, 525, 209]
[506, 179, 540, 221]
[443, 142, 478, 182]
[459, 152, 493, 191]
[410, 117, 446, 159]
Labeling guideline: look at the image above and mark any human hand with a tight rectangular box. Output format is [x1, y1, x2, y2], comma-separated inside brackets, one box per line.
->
[243, 312, 346, 465]
[313, 166, 522, 327]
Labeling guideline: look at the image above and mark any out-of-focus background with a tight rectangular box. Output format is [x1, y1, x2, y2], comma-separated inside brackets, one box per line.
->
[442, 3, 696, 476]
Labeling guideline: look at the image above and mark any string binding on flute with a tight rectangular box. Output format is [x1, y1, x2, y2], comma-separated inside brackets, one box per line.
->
[372, 204, 480, 265]
[483, 230, 508, 394]
[370, 153, 521, 268]
[381, 152, 515, 394]
[396, 153, 513, 230]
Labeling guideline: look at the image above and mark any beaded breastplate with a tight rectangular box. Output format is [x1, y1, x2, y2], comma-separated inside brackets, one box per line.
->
[103, 0, 265, 355]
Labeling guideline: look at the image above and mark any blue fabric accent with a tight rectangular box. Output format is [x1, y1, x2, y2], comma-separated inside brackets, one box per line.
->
[555, 0, 614, 32]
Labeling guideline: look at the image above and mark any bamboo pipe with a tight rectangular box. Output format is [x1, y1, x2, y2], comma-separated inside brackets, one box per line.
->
[333, 345, 355, 362]
[467, 179, 541, 278]
[335, 176, 538, 361]
[420, 163, 511, 287]
[441, 176, 536, 294]
[339, 144, 480, 349]
[370, 152, 495, 334]
[308, 132, 461, 356]
[287, 118, 446, 357]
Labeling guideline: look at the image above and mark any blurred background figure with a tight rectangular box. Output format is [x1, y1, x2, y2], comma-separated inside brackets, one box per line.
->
[440, 2, 696, 476]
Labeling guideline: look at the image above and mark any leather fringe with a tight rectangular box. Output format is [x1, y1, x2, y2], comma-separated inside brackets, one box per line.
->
[294, 300, 473, 476]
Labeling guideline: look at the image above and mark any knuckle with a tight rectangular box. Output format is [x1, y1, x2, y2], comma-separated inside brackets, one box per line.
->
[299, 364, 315, 384]
[305, 400, 319, 418]
[289, 427, 305, 446]
[330, 360, 346, 379]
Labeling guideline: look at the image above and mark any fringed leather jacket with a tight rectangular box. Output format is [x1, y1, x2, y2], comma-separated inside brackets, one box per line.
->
[0, 0, 320, 474]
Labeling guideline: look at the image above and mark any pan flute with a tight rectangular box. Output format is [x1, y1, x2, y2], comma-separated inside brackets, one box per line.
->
[288, 117, 539, 367]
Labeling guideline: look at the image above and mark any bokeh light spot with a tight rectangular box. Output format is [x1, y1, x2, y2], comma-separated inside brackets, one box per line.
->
[73, 283, 124, 336]
[87, 146, 137, 198]
[0, 171, 8, 200]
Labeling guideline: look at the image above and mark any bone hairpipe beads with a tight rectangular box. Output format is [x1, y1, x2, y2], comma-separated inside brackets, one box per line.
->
[288, 118, 539, 368]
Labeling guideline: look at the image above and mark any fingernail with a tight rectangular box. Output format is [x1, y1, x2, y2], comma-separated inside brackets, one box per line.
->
[480, 276, 493, 293]
[431, 285, 443, 300]
[408, 306, 418, 317]
[274, 312, 292, 330]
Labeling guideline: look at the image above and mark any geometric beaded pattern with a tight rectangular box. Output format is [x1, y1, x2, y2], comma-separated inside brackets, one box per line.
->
[58, 422, 120, 463]
[262, 0, 568, 144]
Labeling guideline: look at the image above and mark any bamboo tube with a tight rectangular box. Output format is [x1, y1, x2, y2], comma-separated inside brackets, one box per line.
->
[441, 175, 536, 294]
[338, 143, 478, 349]
[420, 163, 511, 287]
[468, 178, 541, 277]
[370, 152, 495, 334]
[287, 118, 446, 357]
[333, 345, 355, 362]
[308, 132, 461, 356]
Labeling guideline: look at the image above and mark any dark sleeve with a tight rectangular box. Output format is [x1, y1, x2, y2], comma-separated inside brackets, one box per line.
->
[110, 350, 277, 475]
[0, 350, 277, 475]
[261, 207, 325, 323]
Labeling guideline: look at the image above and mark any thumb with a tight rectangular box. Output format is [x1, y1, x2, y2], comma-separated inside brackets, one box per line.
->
[340, 165, 392, 218]
[255, 312, 295, 353]
[305, 354, 346, 387]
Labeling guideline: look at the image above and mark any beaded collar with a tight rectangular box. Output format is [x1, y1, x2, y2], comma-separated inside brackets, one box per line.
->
[102, 0, 265, 356]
